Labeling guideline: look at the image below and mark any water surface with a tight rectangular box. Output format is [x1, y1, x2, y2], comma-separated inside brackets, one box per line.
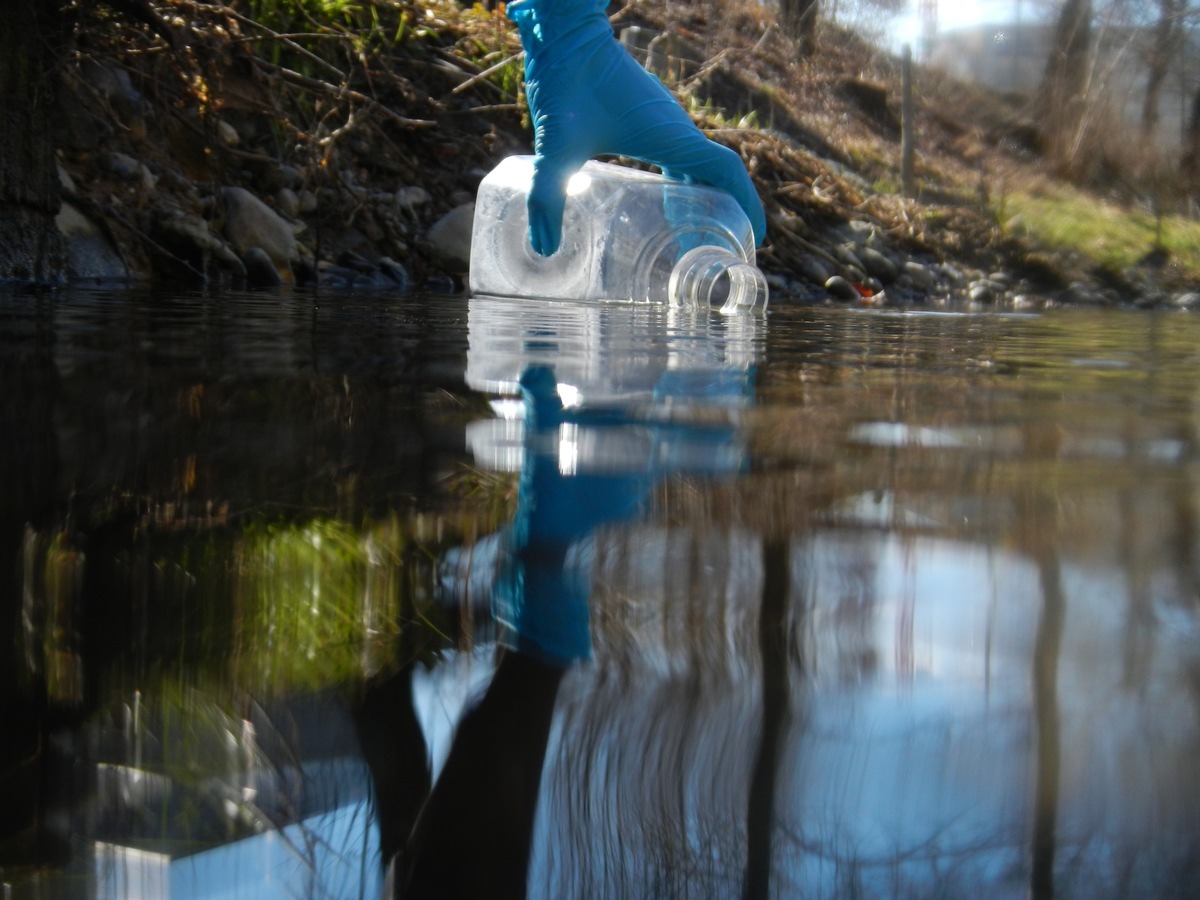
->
[2, 289, 1198, 898]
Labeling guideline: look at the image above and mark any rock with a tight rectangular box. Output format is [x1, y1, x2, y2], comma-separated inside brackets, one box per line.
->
[317, 264, 366, 289]
[422, 275, 459, 294]
[765, 272, 791, 293]
[103, 152, 148, 183]
[337, 250, 377, 274]
[276, 188, 300, 220]
[78, 60, 145, 127]
[298, 190, 318, 214]
[427, 203, 475, 272]
[969, 281, 994, 304]
[1062, 281, 1110, 306]
[278, 165, 303, 189]
[1171, 292, 1200, 309]
[56, 201, 129, 281]
[903, 261, 934, 290]
[216, 118, 240, 147]
[825, 275, 860, 301]
[797, 254, 834, 286]
[844, 220, 875, 245]
[377, 256, 410, 289]
[242, 247, 282, 288]
[58, 165, 77, 193]
[220, 186, 296, 277]
[940, 263, 965, 285]
[834, 243, 865, 272]
[857, 245, 898, 283]
[360, 211, 385, 243]
[153, 203, 245, 277]
[394, 186, 432, 219]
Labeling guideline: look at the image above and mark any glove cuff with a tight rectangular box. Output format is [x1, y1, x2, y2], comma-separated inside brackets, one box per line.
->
[507, 0, 612, 56]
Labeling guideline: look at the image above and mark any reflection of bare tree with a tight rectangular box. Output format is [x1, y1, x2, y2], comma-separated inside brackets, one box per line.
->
[536, 525, 764, 898]
[744, 540, 793, 900]
[1030, 541, 1065, 900]
[1020, 415, 1066, 900]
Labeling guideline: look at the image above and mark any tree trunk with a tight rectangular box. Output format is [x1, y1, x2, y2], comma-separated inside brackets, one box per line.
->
[0, 0, 66, 283]
[1037, 0, 1093, 169]
[1183, 82, 1200, 196]
[1140, 0, 1186, 137]
[779, 0, 819, 58]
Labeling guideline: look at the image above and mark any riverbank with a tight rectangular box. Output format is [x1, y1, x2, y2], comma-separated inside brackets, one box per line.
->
[42, 0, 1200, 308]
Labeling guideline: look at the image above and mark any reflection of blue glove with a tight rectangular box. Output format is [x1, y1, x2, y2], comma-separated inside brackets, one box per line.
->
[495, 367, 651, 667]
[507, 0, 767, 256]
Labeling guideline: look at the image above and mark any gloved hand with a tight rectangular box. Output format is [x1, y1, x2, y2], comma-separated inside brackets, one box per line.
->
[507, 0, 767, 256]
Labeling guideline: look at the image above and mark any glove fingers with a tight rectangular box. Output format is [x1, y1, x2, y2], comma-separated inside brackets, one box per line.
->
[527, 154, 581, 257]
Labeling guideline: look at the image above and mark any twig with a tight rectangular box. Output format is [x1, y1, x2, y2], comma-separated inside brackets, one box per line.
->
[450, 51, 523, 98]
[679, 48, 731, 91]
[463, 103, 523, 115]
[219, 4, 351, 84]
[253, 59, 436, 129]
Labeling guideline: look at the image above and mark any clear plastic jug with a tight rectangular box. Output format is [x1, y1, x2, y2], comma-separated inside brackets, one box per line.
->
[468, 156, 768, 313]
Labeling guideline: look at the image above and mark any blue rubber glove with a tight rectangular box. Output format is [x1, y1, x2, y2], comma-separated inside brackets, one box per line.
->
[507, 0, 767, 256]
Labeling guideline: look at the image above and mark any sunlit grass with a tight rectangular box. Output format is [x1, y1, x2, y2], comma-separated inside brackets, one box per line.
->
[1001, 184, 1200, 281]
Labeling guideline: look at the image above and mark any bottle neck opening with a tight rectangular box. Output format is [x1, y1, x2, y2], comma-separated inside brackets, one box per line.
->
[669, 246, 768, 313]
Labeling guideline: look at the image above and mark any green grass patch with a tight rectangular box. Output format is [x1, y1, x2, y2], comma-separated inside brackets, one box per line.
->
[1002, 185, 1200, 279]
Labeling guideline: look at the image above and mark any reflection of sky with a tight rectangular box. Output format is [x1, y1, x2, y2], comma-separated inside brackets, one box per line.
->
[829, 533, 1039, 686]
[97, 795, 381, 899]
[513, 525, 1200, 898]
[457, 302, 1200, 898]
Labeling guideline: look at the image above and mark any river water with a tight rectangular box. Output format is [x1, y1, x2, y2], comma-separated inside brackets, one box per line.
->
[2, 288, 1199, 898]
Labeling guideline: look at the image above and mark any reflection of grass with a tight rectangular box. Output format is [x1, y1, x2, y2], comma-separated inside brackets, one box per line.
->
[21, 495, 509, 706]
[439, 464, 518, 527]
[232, 518, 409, 693]
[1003, 185, 1200, 280]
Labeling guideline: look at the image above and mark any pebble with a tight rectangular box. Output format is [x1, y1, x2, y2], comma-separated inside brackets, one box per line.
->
[426, 203, 475, 272]
[940, 263, 964, 284]
[857, 245, 897, 283]
[825, 275, 860, 301]
[104, 152, 145, 182]
[834, 243, 865, 272]
[394, 186, 432, 219]
[242, 247, 282, 288]
[378, 256, 410, 289]
[216, 119, 240, 147]
[1063, 281, 1110, 306]
[155, 204, 245, 275]
[903, 261, 934, 290]
[797, 254, 834, 287]
[276, 188, 300, 220]
[969, 281, 994, 304]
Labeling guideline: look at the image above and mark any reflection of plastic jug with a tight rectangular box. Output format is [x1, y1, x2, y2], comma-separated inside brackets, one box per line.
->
[468, 156, 768, 313]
